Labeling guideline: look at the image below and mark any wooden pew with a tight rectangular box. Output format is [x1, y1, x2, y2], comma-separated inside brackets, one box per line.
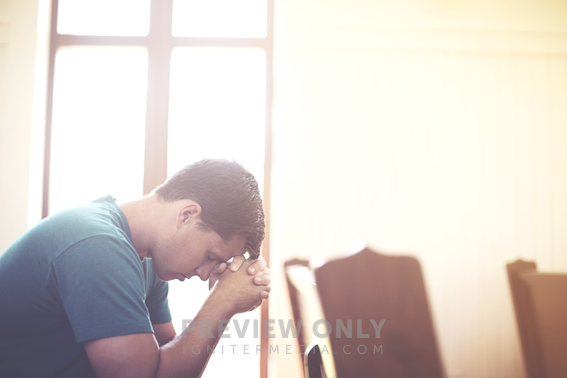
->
[507, 260, 567, 378]
[284, 258, 311, 360]
[314, 246, 444, 378]
[304, 343, 327, 378]
[285, 260, 336, 378]
[285, 245, 444, 378]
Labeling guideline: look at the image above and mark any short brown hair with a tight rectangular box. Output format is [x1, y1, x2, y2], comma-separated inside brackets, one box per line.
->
[154, 159, 265, 258]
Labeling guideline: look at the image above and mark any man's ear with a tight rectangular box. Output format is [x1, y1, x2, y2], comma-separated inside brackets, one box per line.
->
[176, 202, 201, 228]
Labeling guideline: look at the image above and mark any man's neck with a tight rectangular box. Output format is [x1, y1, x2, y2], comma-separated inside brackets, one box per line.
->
[118, 194, 160, 259]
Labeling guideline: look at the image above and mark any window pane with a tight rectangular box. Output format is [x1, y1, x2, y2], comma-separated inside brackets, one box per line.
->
[172, 0, 267, 38]
[57, 0, 151, 36]
[168, 47, 266, 184]
[168, 279, 261, 378]
[167, 47, 266, 377]
[50, 47, 147, 214]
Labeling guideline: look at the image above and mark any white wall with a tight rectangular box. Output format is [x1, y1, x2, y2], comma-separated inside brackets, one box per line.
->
[272, 0, 567, 377]
[0, 0, 48, 253]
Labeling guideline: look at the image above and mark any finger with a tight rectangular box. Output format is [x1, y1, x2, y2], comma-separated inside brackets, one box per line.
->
[260, 290, 270, 300]
[230, 255, 246, 271]
[254, 273, 271, 286]
[212, 262, 228, 276]
[248, 257, 267, 275]
[209, 262, 228, 290]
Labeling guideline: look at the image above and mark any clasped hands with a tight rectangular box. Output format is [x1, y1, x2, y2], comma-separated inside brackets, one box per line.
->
[208, 256, 271, 314]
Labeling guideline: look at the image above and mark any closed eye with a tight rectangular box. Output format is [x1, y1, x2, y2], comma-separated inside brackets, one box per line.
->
[208, 253, 225, 264]
[207, 251, 230, 265]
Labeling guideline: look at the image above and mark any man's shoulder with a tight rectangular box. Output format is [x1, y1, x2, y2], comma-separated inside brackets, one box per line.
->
[1, 195, 133, 270]
[51, 195, 127, 236]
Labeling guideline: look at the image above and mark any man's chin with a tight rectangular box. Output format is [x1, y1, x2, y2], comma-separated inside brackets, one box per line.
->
[156, 272, 192, 282]
[176, 274, 194, 282]
[156, 273, 179, 282]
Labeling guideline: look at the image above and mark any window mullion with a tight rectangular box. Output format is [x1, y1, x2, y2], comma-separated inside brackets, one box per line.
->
[143, 0, 174, 194]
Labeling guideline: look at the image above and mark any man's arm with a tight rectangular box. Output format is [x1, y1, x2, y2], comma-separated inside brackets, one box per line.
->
[84, 259, 270, 378]
[85, 295, 234, 378]
[153, 322, 176, 346]
[154, 256, 269, 347]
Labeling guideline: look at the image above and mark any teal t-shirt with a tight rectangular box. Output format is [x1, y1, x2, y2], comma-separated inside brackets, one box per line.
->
[0, 196, 171, 377]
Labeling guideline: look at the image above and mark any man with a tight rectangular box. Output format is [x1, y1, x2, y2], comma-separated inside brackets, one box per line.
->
[0, 159, 271, 377]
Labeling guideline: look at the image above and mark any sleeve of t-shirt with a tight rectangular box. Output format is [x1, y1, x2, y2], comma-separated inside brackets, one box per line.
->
[145, 275, 171, 325]
[50, 234, 154, 344]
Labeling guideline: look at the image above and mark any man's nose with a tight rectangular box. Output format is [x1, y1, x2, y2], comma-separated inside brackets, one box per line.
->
[195, 262, 215, 281]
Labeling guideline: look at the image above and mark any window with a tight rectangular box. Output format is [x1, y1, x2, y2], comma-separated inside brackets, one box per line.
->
[44, 1, 273, 376]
